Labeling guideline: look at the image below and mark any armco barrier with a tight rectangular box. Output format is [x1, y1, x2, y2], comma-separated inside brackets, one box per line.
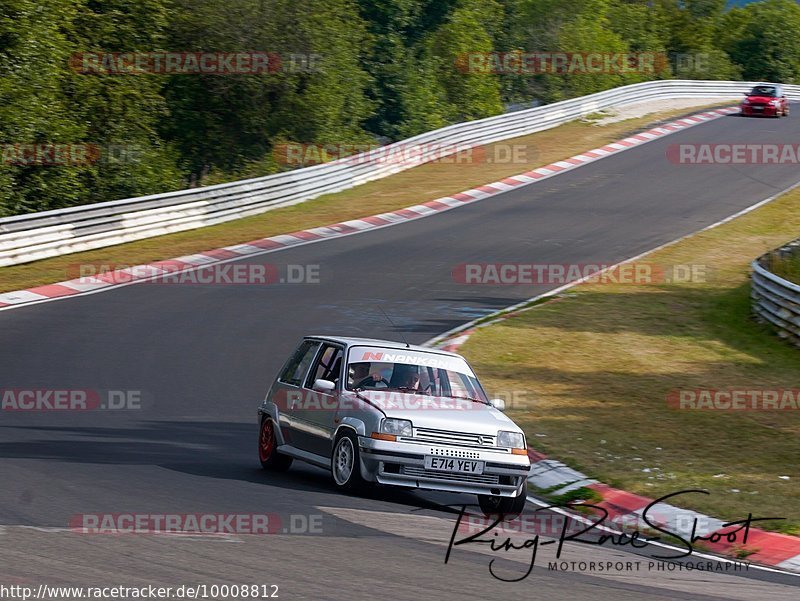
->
[2, 80, 797, 267]
[752, 238, 800, 347]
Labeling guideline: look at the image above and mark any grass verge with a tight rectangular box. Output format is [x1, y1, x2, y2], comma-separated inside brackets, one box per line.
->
[0, 102, 730, 294]
[460, 188, 800, 535]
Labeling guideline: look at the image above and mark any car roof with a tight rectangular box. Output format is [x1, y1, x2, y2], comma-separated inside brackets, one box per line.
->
[304, 335, 462, 358]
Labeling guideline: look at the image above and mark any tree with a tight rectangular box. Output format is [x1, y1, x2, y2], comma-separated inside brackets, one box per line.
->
[163, 0, 373, 178]
[0, 0, 87, 214]
[0, 0, 182, 215]
[728, 0, 800, 83]
[67, 0, 183, 203]
[425, 0, 504, 124]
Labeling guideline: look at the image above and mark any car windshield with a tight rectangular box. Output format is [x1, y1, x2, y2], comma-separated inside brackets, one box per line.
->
[750, 86, 777, 97]
[346, 347, 487, 401]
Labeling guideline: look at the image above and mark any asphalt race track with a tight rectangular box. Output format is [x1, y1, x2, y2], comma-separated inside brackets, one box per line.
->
[2, 110, 800, 599]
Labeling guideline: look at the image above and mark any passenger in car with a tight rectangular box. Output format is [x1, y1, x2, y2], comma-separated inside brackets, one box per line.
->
[390, 366, 421, 390]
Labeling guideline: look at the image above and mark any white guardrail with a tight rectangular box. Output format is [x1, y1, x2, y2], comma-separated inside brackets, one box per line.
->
[752, 239, 800, 348]
[2, 79, 799, 267]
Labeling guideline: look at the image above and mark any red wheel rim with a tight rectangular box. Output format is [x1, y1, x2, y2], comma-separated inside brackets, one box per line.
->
[259, 419, 275, 462]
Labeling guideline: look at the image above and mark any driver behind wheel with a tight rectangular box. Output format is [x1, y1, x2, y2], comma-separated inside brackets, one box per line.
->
[348, 362, 386, 389]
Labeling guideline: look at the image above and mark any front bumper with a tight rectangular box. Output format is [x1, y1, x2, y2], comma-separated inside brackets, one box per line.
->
[741, 105, 779, 116]
[358, 435, 530, 497]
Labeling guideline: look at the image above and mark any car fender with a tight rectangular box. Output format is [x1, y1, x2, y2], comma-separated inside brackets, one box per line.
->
[332, 419, 377, 482]
[334, 418, 367, 439]
[259, 401, 288, 446]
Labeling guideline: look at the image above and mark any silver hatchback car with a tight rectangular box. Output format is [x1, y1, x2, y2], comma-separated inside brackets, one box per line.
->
[257, 336, 530, 517]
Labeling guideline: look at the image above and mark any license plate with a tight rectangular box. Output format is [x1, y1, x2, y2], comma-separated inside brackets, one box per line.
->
[424, 456, 484, 474]
[753, 106, 763, 110]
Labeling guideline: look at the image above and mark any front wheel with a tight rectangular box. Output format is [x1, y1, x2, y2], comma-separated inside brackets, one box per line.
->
[331, 431, 367, 491]
[258, 417, 292, 471]
[478, 486, 527, 521]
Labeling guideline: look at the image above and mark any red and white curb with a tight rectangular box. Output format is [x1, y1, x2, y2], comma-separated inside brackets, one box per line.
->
[0, 107, 737, 313]
[432, 317, 800, 574]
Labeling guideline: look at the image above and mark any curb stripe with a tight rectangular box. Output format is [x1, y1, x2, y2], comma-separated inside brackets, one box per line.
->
[26, 284, 79, 298]
[56, 278, 110, 292]
[450, 192, 475, 202]
[200, 248, 239, 260]
[287, 231, 324, 241]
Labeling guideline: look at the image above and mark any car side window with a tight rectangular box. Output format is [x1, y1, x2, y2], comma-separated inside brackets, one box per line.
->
[307, 345, 344, 388]
[279, 340, 321, 386]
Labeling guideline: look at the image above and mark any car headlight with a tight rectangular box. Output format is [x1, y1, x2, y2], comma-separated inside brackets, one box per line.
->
[742, 98, 751, 105]
[382, 418, 413, 437]
[497, 430, 525, 449]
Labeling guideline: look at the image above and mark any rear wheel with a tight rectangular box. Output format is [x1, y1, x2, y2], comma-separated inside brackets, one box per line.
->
[478, 486, 527, 521]
[258, 417, 292, 471]
[331, 431, 366, 491]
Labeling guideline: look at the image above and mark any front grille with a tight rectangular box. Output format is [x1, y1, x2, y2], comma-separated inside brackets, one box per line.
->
[401, 466, 500, 485]
[429, 447, 480, 459]
[412, 427, 494, 447]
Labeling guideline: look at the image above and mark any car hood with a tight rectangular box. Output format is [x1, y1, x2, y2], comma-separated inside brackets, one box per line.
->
[354, 390, 521, 435]
[745, 95, 778, 103]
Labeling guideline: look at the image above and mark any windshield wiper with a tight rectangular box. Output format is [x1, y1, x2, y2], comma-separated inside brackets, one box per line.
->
[386, 386, 427, 395]
[447, 395, 486, 404]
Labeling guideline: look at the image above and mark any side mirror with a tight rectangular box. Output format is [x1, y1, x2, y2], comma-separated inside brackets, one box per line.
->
[489, 398, 506, 412]
[312, 379, 336, 393]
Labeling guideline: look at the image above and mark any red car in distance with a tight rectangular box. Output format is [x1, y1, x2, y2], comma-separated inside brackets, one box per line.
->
[740, 84, 790, 117]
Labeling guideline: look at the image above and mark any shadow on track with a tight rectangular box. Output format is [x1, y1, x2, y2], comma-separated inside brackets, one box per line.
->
[0, 421, 464, 515]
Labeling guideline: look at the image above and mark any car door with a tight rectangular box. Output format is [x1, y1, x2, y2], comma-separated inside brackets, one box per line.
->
[298, 343, 345, 458]
[272, 339, 321, 450]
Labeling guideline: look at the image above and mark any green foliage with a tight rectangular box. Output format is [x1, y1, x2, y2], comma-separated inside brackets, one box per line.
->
[0, 0, 88, 213]
[68, 0, 184, 202]
[727, 0, 800, 83]
[607, 1, 671, 53]
[1, 0, 799, 215]
[425, 0, 504, 123]
[163, 0, 374, 177]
